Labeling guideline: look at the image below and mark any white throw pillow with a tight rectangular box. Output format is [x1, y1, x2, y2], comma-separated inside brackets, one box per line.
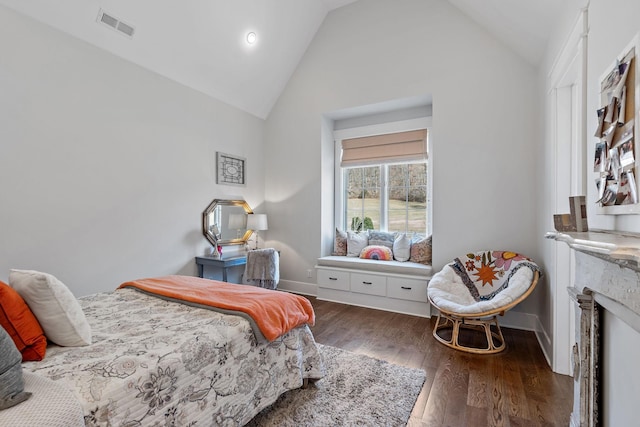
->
[9, 270, 91, 347]
[393, 233, 412, 262]
[346, 231, 369, 257]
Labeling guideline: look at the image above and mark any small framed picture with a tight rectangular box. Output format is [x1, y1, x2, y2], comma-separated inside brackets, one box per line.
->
[216, 152, 246, 186]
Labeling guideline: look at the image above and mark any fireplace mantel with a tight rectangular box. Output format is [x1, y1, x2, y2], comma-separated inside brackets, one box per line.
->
[546, 230, 640, 317]
[547, 229, 640, 427]
[546, 229, 640, 267]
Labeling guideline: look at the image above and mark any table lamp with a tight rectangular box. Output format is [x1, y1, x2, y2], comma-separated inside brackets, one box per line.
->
[246, 214, 268, 250]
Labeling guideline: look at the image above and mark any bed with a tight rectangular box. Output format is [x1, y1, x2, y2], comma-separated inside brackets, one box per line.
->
[4, 272, 324, 426]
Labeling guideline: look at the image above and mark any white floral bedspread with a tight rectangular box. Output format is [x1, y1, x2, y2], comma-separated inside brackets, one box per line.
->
[23, 288, 325, 426]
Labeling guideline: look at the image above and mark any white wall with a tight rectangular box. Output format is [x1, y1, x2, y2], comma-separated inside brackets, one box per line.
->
[264, 0, 541, 320]
[0, 6, 265, 296]
[538, 0, 640, 381]
[540, 0, 640, 233]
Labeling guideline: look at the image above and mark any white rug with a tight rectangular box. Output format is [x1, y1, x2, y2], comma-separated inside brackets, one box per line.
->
[246, 344, 426, 426]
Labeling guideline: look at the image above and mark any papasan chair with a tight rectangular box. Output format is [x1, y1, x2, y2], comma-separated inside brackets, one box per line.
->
[427, 250, 540, 354]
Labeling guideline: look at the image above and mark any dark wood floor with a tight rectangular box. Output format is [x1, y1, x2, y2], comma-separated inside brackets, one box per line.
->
[307, 297, 573, 427]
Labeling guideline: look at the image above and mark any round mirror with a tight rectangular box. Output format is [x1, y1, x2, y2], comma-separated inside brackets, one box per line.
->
[202, 199, 253, 246]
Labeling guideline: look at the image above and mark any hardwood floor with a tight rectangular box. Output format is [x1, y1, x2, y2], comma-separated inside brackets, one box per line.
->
[307, 297, 573, 427]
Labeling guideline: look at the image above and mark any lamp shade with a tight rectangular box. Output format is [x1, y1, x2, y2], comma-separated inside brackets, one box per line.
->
[228, 213, 246, 229]
[246, 214, 268, 231]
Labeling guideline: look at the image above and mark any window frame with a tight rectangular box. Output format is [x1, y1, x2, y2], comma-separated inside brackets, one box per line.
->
[333, 117, 432, 235]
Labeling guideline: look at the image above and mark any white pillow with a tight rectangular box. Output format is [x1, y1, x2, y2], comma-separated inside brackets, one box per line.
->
[393, 233, 412, 262]
[346, 231, 369, 257]
[9, 270, 91, 347]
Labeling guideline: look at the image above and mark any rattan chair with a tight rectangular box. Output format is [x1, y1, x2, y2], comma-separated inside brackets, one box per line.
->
[427, 250, 540, 354]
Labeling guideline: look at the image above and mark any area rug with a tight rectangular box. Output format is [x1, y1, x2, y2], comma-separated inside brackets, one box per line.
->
[246, 344, 426, 426]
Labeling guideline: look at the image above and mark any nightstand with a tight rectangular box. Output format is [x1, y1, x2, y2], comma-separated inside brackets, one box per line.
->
[195, 255, 247, 282]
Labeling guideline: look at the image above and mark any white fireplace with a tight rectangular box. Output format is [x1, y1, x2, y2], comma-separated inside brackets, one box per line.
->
[548, 230, 640, 427]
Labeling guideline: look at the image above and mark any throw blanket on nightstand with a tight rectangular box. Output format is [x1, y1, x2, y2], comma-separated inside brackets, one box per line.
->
[245, 248, 280, 289]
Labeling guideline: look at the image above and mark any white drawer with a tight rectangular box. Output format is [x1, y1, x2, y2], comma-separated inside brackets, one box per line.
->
[350, 273, 386, 296]
[387, 277, 429, 302]
[317, 269, 350, 291]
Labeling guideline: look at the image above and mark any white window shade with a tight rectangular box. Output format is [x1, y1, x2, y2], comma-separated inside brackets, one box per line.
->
[340, 129, 427, 167]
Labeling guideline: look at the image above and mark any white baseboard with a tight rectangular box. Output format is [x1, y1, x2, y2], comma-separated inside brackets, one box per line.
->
[501, 310, 552, 366]
[535, 323, 553, 368]
[278, 280, 317, 296]
[500, 310, 539, 331]
[279, 280, 553, 364]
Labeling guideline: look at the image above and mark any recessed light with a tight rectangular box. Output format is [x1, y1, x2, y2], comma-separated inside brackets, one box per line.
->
[246, 32, 257, 45]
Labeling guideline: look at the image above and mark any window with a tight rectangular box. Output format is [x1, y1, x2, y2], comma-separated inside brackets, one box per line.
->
[344, 162, 427, 234]
[334, 119, 431, 236]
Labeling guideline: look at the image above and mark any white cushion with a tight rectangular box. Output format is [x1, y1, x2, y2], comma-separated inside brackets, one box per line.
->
[427, 264, 534, 315]
[316, 256, 432, 276]
[346, 231, 369, 257]
[9, 270, 91, 346]
[393, 233, 411, 262]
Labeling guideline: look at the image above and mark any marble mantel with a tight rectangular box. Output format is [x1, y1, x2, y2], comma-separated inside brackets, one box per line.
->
[546, 229, 640, 427]
[546, 230, 640, 318]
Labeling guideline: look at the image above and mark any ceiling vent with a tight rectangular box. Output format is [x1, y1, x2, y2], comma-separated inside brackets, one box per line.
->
[96, 9, 135, 38]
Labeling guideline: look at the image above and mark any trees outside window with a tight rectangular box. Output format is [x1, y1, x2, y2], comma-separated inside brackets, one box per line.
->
[344, 162, 427, 234]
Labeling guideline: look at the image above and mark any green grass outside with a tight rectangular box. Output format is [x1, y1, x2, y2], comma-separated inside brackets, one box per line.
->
[346, 197, 427, 234]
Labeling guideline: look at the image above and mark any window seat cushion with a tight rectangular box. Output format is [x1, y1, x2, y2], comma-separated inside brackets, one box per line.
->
[316, 256, 432, 277]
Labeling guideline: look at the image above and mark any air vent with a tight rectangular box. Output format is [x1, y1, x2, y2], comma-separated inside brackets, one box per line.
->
[96, 9, 135, 38]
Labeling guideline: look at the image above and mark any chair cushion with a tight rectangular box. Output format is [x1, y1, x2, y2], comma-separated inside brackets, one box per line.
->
[428, 250, 538, 315]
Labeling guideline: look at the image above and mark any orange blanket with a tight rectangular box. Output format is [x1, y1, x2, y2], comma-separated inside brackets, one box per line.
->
[117, 275, 315, 342]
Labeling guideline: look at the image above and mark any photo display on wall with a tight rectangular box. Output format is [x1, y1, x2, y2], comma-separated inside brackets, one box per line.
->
[594, 38, 640, 210]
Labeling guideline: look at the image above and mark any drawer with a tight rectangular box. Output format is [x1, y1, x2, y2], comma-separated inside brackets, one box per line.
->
[387, 277, 429, 302]
[317, 269, 350, 291]
[350, 273, 386, 296]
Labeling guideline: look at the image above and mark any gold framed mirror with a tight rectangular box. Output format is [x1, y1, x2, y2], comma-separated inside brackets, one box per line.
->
[202, 199, 253, 246]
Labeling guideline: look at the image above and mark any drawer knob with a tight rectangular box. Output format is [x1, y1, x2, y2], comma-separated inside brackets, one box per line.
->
[363, 281, 372, 285]
[329, 277, 338, 280]
[401, 286, 412, 290]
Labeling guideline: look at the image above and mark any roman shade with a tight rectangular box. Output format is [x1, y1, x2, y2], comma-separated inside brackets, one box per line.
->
[340, 129, 427, 167]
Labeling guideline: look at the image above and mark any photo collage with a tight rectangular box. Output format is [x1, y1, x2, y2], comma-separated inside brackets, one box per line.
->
[594, 47, 638, 206]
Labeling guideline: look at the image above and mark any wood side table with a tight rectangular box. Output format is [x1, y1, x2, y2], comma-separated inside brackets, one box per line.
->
[195, 255, 247, 282]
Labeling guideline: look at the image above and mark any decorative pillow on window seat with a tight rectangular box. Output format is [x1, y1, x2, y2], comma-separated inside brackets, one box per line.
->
[410, 235, 432, 265]
[347, 231, 369, 257]
[333, 228, 347, 256]
[359, 245, 394, 261]
[393, 233, 412, 262]
[368, 231, 397, 249]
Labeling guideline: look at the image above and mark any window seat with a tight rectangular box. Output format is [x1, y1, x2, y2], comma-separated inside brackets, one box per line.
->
[316, 256, 432, 276]
[315, 256, 432, 318]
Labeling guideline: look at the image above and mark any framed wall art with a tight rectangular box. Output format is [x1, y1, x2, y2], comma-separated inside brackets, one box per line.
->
[216, 152, 246, 186]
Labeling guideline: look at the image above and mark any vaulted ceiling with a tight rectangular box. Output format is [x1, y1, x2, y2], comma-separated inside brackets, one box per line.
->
[0, 0, 564, 119]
